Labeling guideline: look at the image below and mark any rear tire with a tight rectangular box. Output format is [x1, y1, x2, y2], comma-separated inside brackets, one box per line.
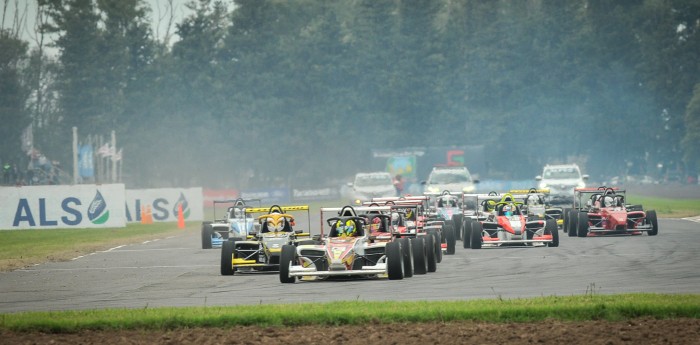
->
[201, 223, 213, 249]
[424, 235, 437, 273]
[470, 221, 483, 249]
[412, 237, 427, 275]
[386, 242, 404, 280]
[577, 212, 589, 237]
[646, 210, 658, 236]
[546, 219, 559, 247]
[399, 237, 413, 278]
[562, 209, 570, 233]
[279, 244, 297, 283]
[220, 240, 235, 276]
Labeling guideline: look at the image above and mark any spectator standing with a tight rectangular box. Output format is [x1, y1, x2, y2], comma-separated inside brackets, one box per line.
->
[393, 174, 404, 196]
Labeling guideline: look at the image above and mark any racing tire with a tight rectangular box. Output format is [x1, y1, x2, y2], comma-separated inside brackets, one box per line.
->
[562, 209, 570, 233]
[386, 241, 404, 280]
[462, 219, 472, 249]
[399, 237, 413, 278]
[424, 235, 437, 273]
[279, 244, 297, 283]
[445, 225, 456, 255]
[646, 210, 659, 236]
[452, 214, 463, 241]
[577, 212, 589, 237]
[470, 221, 483, 249]
[546, 219, 559, 247]
[568, 211, 578, 237]
[434, 231, 442, 263]
[412, 237, 427, 275]
[220, 240, 235, 276]
[201, 223, 213, 249]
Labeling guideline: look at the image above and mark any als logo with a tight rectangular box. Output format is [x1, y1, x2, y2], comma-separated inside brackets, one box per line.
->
[88, 190, 110, 224]
[171, 193, 191, 219]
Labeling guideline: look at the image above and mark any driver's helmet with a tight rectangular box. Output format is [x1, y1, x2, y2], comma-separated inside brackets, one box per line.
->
[486, 200, 496, 212]
[527, 195, 541, 206]
[603, 196, 615, 207]
[391, 212, 400, 225]
[503, 204, 513, 216]
[233, 208, 245, 218]
[267, 216, 285, 232]
[336, 219, 357, 237]
[370, 216, 382, 231]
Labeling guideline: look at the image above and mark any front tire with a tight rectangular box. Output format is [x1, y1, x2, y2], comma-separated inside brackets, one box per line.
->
[424, 235, 437, 273]
[399, 237, 413, 278]
[646, 210, 658, 236]
[568, 211, 578, 237]
[462, 219, 472, 249]
[279, 244, 297, 283]
[470, 221, 483, 249]
[452, 214, 463, 241]
[220, 240, 235, 276]
[386, 241, 404, 280]
[577, 212, 589, 237]
[412, 237, 427, 275]
[201, 223, 213, 249]
[546, 219, 559, 247]
[445, 225, 456, 255]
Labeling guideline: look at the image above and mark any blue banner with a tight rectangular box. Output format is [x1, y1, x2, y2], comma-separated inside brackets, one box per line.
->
[79, 145, 94, 178]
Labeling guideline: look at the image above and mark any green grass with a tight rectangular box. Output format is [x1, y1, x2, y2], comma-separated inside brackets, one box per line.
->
[1, 294, 698, 332]
[0, 223, 189, 271]
[626, 195, 700, 218]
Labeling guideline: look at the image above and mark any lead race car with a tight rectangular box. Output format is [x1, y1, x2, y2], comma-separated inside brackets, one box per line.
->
[279, 205, 407, 283]
[465, 193, 559, 249]
[201, 198, 261, 249]
[566, 187, 658, 237]
[220, 205, 313, 275]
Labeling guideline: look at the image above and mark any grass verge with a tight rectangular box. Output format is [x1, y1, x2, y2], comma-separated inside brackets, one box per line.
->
[0, 223, 193, 272]
[626, 195, 700, 218]
[1, 294, 698, 332]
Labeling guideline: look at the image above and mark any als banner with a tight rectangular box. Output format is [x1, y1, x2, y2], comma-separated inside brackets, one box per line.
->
[125, 188, 203, 223]
[0, 184, 126, 230]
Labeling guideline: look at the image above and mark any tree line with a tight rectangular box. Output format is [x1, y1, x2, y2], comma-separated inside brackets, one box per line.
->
[1, 0, 699, 188]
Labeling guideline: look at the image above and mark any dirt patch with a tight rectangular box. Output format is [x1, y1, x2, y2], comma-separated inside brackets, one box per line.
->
[3, 318, 699, 344]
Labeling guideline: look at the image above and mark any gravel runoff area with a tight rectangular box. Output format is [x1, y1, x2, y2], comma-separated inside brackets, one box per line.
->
[2, 318, 700, 344]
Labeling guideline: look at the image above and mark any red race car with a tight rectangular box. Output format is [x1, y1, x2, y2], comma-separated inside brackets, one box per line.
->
[566, 187, 659, 237]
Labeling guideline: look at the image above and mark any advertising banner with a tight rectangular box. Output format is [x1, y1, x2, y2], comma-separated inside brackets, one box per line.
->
[125, 188, 203, 223]
[0, 184, 126, 230]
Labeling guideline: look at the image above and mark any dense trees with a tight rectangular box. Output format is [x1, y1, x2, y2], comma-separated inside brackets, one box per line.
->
[1, 0, 698, 187]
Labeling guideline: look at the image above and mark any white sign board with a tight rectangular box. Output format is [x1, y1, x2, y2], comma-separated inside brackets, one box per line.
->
[125, 188, 203, 223]
[0, 184, 126, 230]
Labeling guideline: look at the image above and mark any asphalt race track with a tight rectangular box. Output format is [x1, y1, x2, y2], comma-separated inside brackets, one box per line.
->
[1, 218, 699, 313]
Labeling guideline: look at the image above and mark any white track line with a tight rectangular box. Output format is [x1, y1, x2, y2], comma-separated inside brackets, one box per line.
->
[19, 264, 218, 272]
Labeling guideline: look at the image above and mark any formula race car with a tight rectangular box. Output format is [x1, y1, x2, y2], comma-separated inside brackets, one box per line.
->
[465, 193, 559, 249]
[278, 205, 408, 283]
[565, 187, 658, 237]
[509, 189, 564, 229]
[201, 198, 261, 249]
[424, 190, 461, 252]
[220, 205, 313, 275]
[370, 196, 442, 269]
